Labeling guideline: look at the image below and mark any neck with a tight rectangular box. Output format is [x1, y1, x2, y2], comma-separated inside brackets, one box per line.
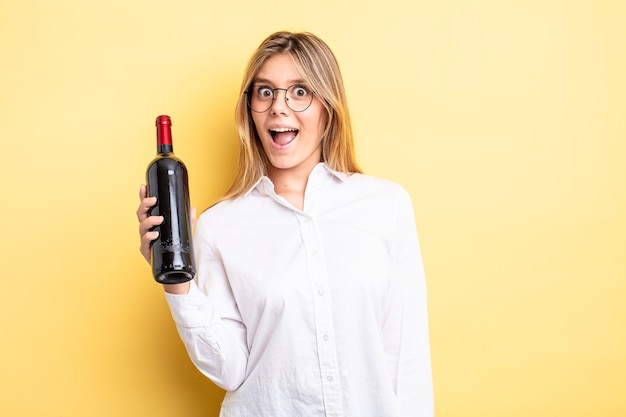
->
[269, 166, 310, 194]
[269, 162, 320, 210]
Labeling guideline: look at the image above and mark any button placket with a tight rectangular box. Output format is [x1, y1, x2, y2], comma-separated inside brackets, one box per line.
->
[297, 213, 343, 416]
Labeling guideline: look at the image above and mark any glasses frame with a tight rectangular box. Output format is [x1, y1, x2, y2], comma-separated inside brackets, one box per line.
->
[245, 84, 315, 113]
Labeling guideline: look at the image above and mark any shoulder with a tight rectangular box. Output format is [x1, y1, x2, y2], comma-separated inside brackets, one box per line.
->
[328, 172, 416, 223]
[342, 172, 412, 201]
[196, 195, 252, 230]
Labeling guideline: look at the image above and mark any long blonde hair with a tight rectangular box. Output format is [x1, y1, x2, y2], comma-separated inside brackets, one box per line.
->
[222, 31, 362, 201]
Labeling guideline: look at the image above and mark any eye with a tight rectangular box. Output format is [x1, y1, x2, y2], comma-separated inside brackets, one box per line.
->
[256, 86, 273, 99]
[291, 85, 310, 98]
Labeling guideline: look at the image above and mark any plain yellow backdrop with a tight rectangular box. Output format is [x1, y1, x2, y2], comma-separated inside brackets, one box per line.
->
[1, 1, 624, 416]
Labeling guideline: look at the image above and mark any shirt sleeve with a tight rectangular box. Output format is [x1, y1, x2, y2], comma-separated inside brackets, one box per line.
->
[163, 214, 249, 392]
[382, 187, 434, 417]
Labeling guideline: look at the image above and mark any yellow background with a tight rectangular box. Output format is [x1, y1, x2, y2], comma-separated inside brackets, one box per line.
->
[1, 1, 624, 416]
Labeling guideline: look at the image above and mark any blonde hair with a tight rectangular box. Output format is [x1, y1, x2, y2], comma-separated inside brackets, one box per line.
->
[222, 31, 362, 201]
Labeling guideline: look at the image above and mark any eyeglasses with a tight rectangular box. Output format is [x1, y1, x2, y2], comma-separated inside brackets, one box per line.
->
[246, 84, 314, 113]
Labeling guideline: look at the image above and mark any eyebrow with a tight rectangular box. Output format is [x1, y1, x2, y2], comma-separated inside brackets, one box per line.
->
[252, 78, 307, 85]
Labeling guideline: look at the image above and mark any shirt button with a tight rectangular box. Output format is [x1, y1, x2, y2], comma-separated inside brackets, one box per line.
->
[323, 334, 329, 341]
[317, 289, 324, 296]
[327, 375, 333, 382]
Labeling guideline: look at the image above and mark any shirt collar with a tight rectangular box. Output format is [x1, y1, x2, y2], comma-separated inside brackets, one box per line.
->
[244, 162, 348, 197]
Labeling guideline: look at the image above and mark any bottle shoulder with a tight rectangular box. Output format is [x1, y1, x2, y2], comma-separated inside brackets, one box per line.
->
[147, 153, 185, 168]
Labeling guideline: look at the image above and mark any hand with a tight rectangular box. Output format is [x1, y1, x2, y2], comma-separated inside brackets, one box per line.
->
[137, 184, 163, 264]
[137, 185, 197, 294]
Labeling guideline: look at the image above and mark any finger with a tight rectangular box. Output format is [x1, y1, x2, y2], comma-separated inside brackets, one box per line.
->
[140, 231, 159, 263]
[136, 196, 158, 221]
[141, 230, 160, 245]
[139, 215, 164, 236]
[139, 184, 147, 200]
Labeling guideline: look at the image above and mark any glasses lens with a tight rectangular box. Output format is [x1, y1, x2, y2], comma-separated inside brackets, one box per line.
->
[249, 86, 272, 113]
[285, 85, 313, 112]
[248, 85, 313, 113]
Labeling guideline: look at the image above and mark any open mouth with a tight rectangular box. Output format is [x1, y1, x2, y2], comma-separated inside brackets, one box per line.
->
[270, 127, 299, 146]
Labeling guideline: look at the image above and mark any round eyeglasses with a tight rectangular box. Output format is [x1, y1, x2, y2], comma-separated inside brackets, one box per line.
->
[246, 84, 314, 113]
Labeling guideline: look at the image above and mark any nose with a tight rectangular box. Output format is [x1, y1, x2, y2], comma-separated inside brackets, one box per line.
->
[270, 88, 289, 114]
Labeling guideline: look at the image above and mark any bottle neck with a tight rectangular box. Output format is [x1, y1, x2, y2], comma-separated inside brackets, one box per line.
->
[155, 115, 174, 155]
[157, 144, 173, 155]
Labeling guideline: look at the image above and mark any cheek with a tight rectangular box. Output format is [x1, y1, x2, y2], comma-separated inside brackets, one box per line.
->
[319, 112, 328, 134]
[316, 109, 329, 139]
[305, 103, 328, 136]
[251, 113, 265, 137]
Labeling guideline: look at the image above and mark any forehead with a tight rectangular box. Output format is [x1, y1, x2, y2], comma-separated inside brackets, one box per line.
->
[254, 54, 305, 85]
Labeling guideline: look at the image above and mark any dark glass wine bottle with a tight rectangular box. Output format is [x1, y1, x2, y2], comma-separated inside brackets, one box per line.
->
[146, 115, 195, 284]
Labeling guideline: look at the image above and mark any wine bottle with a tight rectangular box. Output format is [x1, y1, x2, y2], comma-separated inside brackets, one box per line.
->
[146, 115, 195, 284]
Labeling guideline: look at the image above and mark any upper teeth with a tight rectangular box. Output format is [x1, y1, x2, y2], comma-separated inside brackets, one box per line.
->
[270, 128, 297, 132]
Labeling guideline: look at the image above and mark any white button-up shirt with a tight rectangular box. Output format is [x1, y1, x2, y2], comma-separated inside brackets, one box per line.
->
[165, 163, 433, 417]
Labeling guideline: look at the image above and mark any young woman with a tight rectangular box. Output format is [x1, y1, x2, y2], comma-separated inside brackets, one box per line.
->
[137, 31, 433, 417]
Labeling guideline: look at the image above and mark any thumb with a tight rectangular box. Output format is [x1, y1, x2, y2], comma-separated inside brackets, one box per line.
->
[190, 207, 197, 229]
